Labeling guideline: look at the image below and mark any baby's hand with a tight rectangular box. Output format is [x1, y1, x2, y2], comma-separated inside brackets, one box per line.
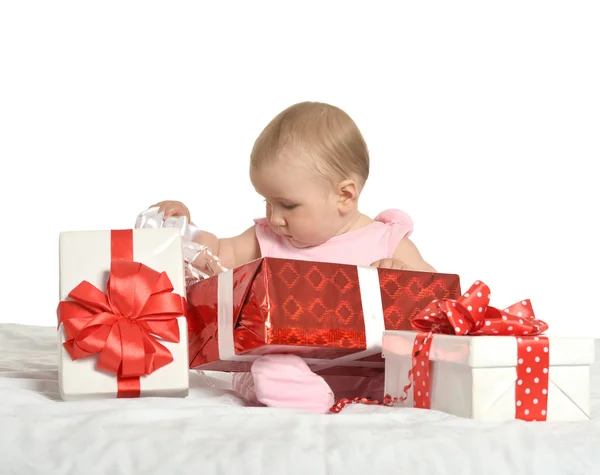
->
[151, 200, 191, 220]
[370, 258, 414, 270]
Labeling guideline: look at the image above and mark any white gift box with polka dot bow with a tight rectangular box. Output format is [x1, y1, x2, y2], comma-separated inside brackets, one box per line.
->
[381, 331, 595, 421]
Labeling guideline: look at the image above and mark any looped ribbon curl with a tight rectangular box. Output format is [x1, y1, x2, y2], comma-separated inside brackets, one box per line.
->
[135, 207, 227, 285]
[57, 260, 187, 395]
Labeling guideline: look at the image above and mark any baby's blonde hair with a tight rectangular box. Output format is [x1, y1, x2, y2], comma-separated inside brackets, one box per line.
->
[250, 101, 370, 188]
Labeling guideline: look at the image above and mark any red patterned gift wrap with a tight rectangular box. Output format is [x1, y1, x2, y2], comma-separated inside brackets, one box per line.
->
[187, 257, 461, 375]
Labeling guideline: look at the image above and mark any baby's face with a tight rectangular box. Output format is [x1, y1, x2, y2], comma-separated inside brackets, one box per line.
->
[250, 159, 346, 248]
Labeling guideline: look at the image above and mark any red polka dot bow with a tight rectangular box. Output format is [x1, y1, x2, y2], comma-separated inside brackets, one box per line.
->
[411, 280, 548, 336]
[400, 280, 551, 421]
[330, 281, 552, 420]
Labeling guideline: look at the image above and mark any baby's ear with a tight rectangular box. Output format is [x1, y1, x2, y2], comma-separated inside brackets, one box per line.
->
[337, 179, 359, 213]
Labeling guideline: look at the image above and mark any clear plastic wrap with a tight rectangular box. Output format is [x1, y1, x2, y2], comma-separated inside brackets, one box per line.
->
[135, 207, 227, 286]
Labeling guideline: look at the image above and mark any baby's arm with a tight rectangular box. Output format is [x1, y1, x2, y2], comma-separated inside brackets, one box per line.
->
[192, 225, 260, 271]
[371, 237, 436, 272]
[393, 237, 436, 271]
[150, 200, 260, 272]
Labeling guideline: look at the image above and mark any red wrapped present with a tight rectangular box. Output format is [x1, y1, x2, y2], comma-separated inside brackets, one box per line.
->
[187, 257, 461, 375]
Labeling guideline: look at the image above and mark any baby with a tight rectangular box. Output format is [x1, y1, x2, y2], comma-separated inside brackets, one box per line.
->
[153, 101, 436, 413]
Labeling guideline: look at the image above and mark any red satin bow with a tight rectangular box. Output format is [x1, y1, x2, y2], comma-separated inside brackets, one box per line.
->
[411, 280, 548, 336]
[57, 260, 186, 379]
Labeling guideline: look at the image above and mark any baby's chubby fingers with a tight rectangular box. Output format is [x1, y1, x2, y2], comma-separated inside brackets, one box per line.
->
[150, 200, 190, 219]
[370, 258, 389, 268]
[370, 258, 413, 270]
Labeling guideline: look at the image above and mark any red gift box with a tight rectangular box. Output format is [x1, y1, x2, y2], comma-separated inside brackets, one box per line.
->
[187, 257, 461, 376]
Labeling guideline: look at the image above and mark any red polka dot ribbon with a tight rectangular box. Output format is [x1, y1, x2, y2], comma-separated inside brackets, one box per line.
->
[329, 280, 550, 420]
[406, 280, 550, 421]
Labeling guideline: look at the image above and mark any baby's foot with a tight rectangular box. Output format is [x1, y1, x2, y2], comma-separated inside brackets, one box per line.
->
[251, 354, 334, 414]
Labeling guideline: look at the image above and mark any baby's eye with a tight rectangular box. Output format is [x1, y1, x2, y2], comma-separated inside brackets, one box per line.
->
[282, 203, 297, 210]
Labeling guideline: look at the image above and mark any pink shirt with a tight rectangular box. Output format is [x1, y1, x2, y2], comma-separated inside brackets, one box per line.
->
[253, 209, 414, 265]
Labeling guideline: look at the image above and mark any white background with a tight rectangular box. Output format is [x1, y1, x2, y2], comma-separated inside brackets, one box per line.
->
[1, 1, 598, 336]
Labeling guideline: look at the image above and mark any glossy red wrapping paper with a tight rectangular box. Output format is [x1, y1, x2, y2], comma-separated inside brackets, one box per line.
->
[187, 257, 461, 375]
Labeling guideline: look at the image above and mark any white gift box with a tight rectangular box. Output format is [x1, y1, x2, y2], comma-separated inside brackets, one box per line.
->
[382, 330, 595, 421]
[58, 228, 189, 401]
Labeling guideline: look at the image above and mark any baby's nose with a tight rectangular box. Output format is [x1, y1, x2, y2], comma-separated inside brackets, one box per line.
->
[269, 211, 286, 227]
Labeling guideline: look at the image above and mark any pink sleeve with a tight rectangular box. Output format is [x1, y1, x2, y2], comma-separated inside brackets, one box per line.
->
[253, 218, 273, 258]
[374, 209, 414, 257]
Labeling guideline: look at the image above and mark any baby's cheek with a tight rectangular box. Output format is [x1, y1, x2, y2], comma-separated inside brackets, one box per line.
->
[301, 227, 329, 246]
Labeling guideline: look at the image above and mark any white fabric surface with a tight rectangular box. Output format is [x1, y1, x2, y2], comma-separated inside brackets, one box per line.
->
[1, 323, 599, 475]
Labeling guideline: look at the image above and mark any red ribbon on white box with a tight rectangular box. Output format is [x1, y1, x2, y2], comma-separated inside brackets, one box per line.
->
[330, 280, 554, 417]
[395, 280, 551, 421]
[57, 229, 188, 399]
[216, 266, 387, 369]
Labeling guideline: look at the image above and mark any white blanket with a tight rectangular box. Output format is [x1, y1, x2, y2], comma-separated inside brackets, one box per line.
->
[1, 323, 599, 475]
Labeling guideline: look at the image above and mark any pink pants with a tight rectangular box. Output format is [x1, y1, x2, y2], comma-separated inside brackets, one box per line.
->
[231, 354, 385, 413]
